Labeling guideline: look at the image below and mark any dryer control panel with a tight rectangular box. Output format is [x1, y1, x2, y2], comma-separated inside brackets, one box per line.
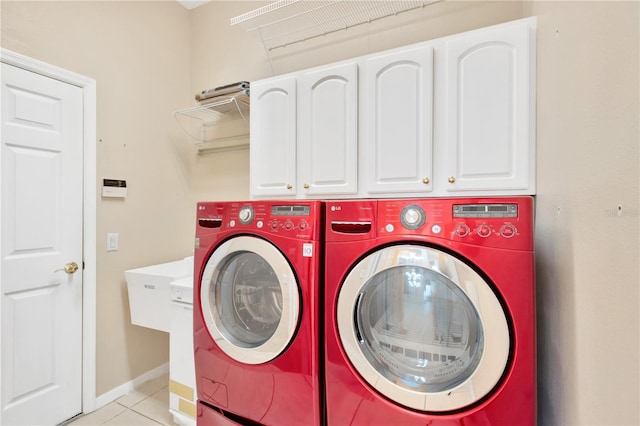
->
[378, 197, 534, 251]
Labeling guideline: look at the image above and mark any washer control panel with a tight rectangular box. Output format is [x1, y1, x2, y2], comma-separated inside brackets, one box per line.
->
[201, 202, 320, 239]
[196, 201, 323, 255]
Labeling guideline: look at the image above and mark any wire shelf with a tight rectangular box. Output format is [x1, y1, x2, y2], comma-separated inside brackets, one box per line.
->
[173, 96, 250, 126]
[173, 95, 250, 144]
[231, 0, 443, 51]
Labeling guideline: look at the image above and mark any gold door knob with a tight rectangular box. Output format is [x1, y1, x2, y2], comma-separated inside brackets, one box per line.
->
[448, 176, 456, 183]
[303, 183, 310, 189]
[56, 262, 79, 274]
[422, 177, 430, 184]
[286, 184, 293, 190]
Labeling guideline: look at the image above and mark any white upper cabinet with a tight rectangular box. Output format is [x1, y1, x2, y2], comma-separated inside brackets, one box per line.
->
[249, 17, 536, 199]
[250, 76, 297, 198]
[443, 19, 536, 193]
[361, 45, 434, 196]
[298, 62, 358, 197]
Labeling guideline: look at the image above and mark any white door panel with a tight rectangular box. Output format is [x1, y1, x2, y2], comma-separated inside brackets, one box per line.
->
[250, 77, 297, 198]
[1, 63, 83, 425]
[363, 45, 434, 194]
[298, 62, 358, 196]
[445, 22, 534, 192]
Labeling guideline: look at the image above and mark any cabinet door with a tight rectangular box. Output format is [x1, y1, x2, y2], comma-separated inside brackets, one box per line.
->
[445, 19, 535, 193]
[362, 45, 434, 195]
[298, 62, 358, 197]
[250, 76, 297, 198]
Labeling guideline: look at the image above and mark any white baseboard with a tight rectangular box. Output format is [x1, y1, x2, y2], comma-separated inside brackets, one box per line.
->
[94, 362, 170, 410]
[170, 409, 196, 426]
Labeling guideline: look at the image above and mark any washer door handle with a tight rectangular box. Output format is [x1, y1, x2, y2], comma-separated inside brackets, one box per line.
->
[354, 292, 365, 344]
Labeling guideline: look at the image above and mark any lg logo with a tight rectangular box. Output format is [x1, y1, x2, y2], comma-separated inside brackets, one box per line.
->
[330, 205, 342, 212]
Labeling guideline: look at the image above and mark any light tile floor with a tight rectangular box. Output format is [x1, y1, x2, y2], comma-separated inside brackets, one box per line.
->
[65, 375, 178, 426]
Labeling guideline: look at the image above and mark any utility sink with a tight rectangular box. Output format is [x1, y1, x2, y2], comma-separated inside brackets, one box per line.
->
[125, 257, 193, 332]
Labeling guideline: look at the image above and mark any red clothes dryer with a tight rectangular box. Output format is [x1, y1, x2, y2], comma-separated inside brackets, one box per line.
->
[324, 197, 535, 425]
[194, 201, 323, 426]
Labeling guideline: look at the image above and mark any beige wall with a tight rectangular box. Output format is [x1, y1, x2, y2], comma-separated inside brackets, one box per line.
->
[189, 0, 524, 83]
[2, 1, 639, 424]
[1, 1, 195, 395]
[525, 1, 639, 425]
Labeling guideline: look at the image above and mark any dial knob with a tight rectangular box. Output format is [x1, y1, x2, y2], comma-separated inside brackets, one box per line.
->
[477, 224, 491, 238]
[238, 206, 254, 225]
[455, 223, 470, 237]
[400, 205, 426, 230]
[500, 224, 517, 238]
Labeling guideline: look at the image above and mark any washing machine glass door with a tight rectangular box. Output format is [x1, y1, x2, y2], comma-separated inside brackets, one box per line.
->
[201, 236, 300, 364]
[337, 244, 510, 412]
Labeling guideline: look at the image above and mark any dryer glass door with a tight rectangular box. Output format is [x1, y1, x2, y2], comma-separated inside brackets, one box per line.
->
[337, 244, 510, 412]
[201, 236, 300, 364]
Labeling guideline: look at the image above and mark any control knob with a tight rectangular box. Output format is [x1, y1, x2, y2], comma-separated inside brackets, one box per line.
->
[400, 205, 426, 230]
[500, 224, 517, 238]
[477, 224, 491, 238]
[454, 224, 470, 237]
[238, 206, 254, 225]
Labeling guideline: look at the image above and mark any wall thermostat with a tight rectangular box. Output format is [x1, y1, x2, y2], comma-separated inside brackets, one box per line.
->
[102, 179, 127, 198]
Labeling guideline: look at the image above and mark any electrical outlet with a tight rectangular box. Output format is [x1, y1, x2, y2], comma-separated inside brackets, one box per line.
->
[107, 233, 119, 251]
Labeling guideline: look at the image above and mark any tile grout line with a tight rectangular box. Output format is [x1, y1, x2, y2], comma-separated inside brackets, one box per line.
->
[100, 404, 127, 425]
[123, 386, 172, 426]
[102, 403, 164, 426]
[66, 381, 172, 426]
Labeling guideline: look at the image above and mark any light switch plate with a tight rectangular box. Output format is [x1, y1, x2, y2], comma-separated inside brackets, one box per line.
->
[107, 233, 118, 251]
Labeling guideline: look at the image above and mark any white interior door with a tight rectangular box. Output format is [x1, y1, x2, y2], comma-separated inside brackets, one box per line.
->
[1, 62, 83, 425]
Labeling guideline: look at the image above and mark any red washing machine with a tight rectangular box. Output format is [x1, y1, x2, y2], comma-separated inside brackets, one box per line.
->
[324, 197, 535, 425]
[194, 201, 323, 426]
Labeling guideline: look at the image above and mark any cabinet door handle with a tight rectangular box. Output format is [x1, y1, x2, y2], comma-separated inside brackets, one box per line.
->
[286, 184, 293, 190]
[448, 176, 456, 183]
[303, 183, 309, 189]
[422, 177, 430, 184]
